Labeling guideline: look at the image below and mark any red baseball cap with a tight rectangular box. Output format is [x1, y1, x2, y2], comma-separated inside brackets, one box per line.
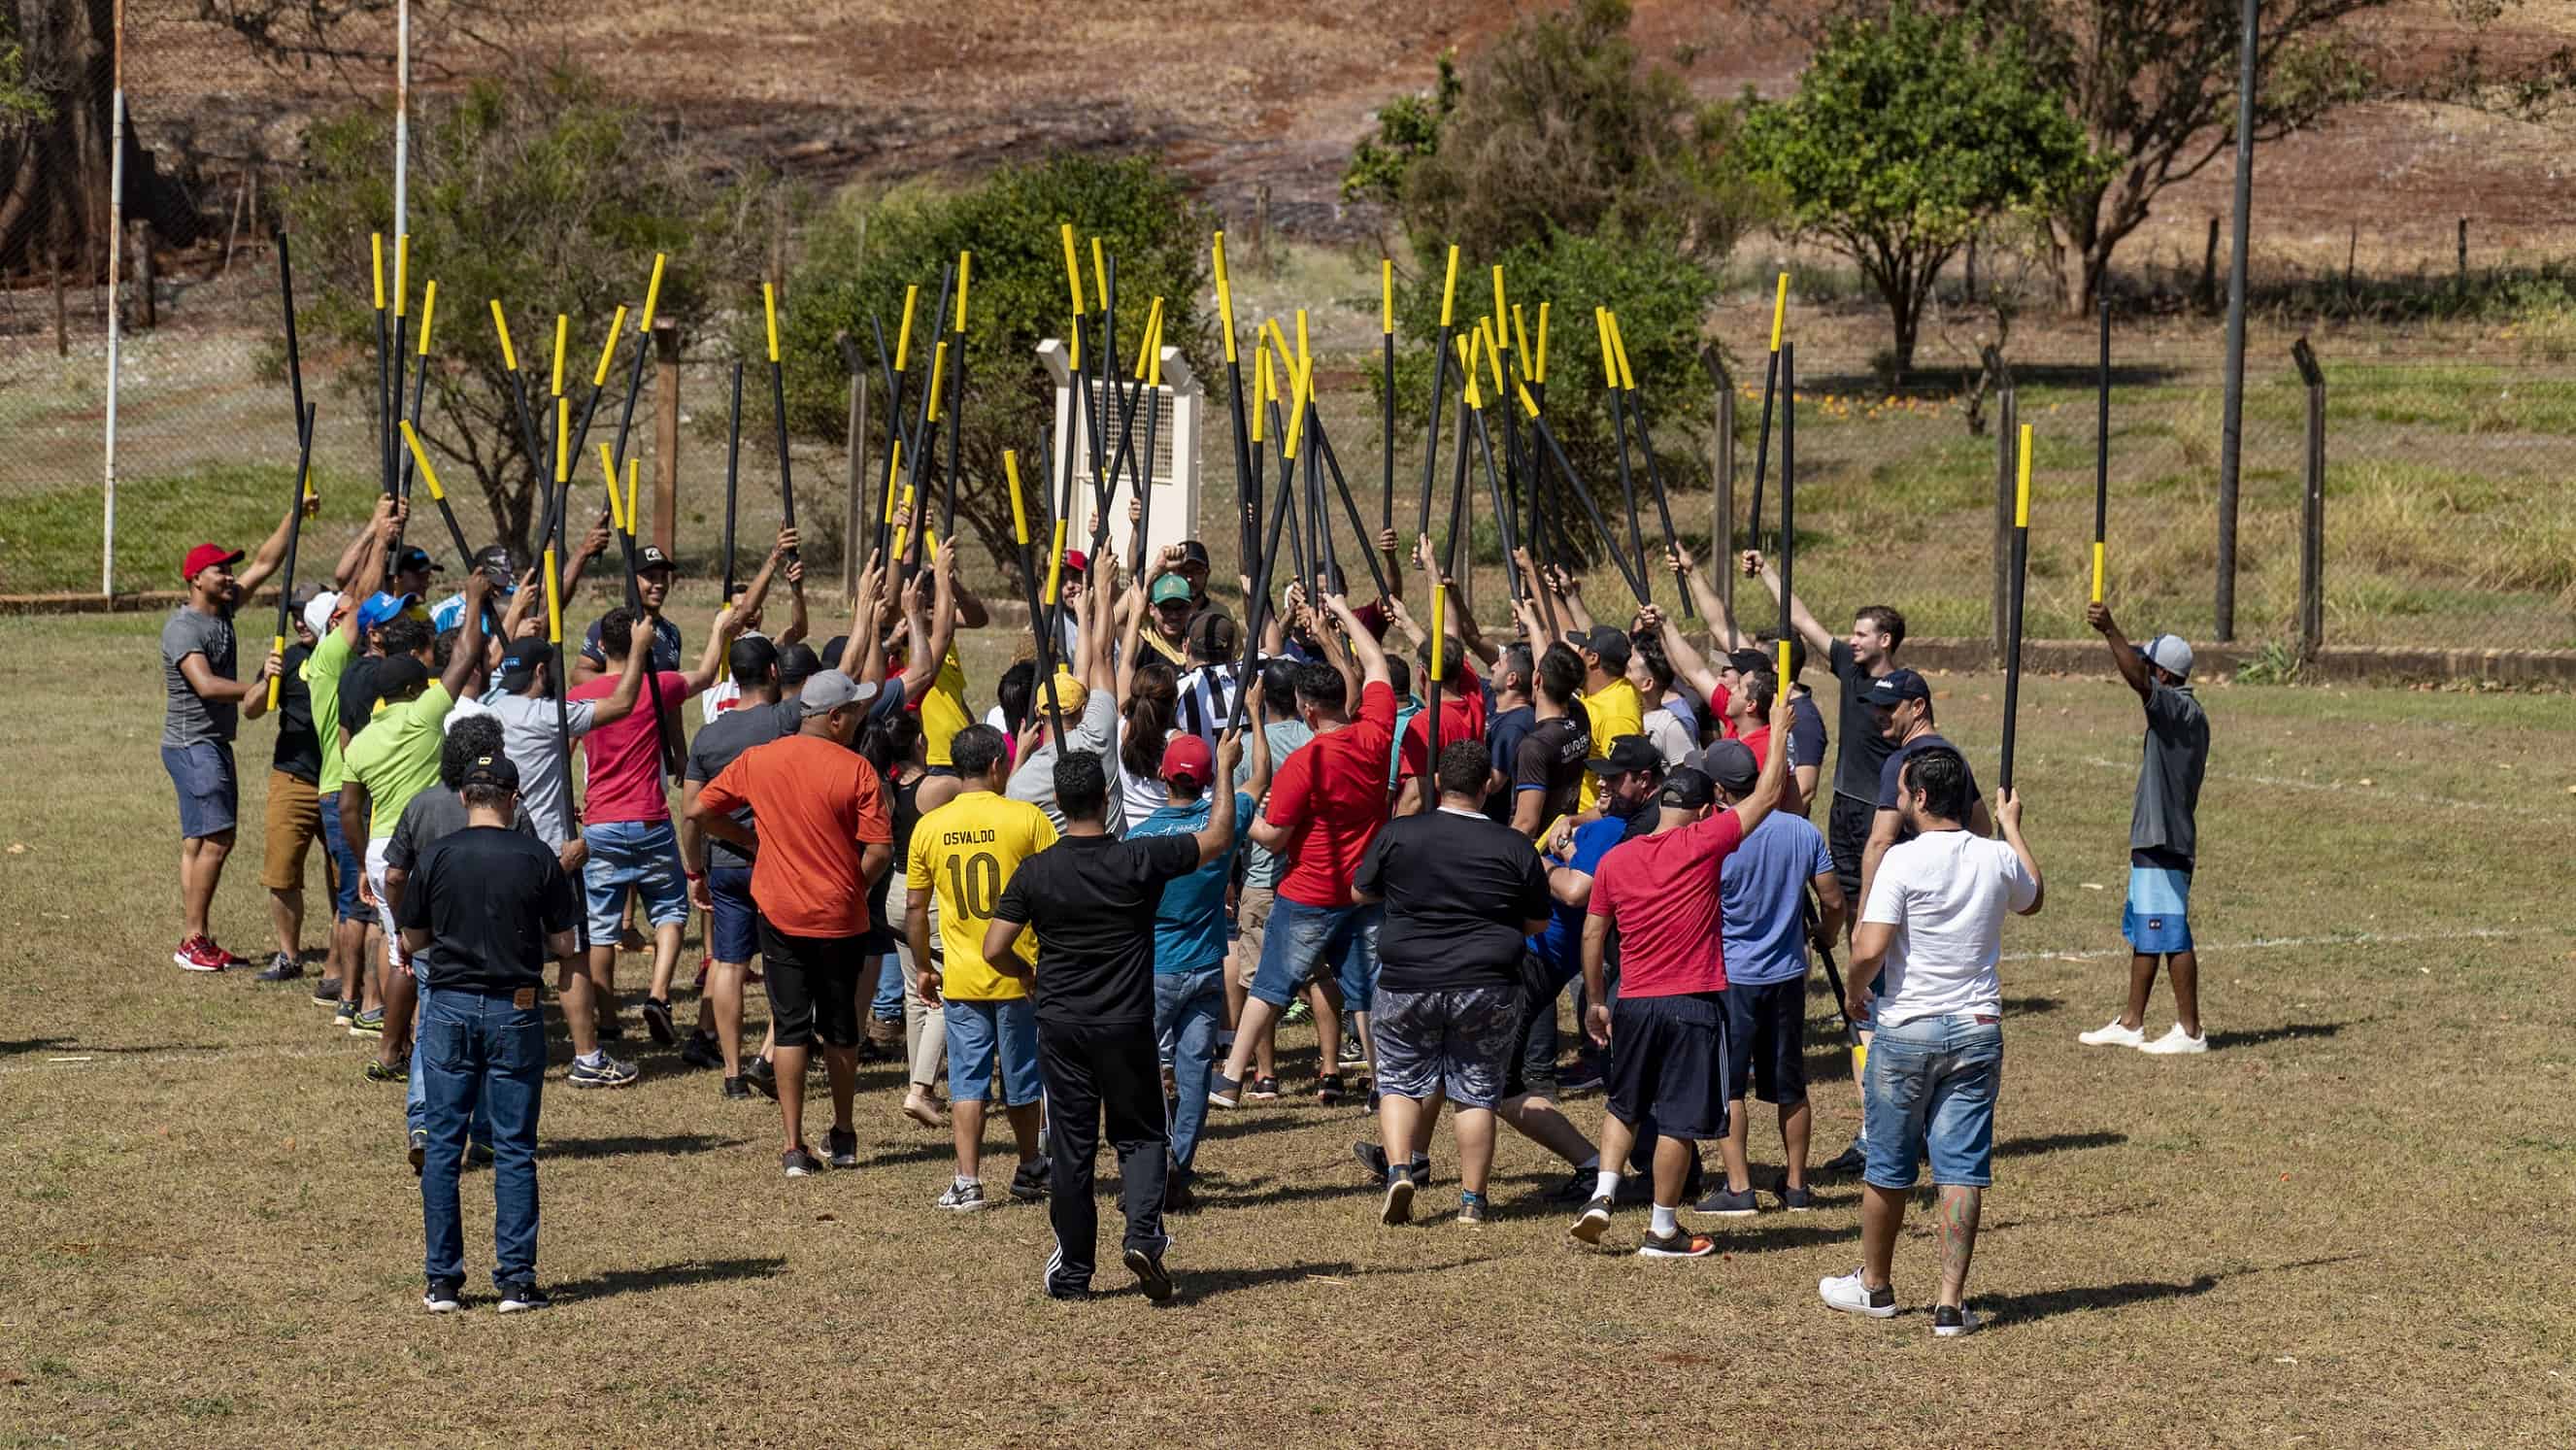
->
[1159, 733, 1214, 789]
[181, 544, 245, 583]
[1062, 548, 1089, 574]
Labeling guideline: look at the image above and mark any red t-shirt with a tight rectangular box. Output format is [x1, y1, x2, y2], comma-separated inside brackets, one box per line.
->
[1735, 725, 1771, 765]
[1706, 683, 1738, 740]
[1397, 666, 1487, 781]
[570, 670, 688, 826]
[1265, 679, 1397, 907]
[1585, 807, 1749, 996]
[697, 733, 893, 937]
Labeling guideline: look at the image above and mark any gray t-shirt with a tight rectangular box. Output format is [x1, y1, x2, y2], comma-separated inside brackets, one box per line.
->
[161, 607, 239, 748]
[483, 691, 599, 845]
[1009, 687, 1121, 831]
[684, 700, 789, 870]
[1234, 718, 1315, 890]
[2131, 682, 2209, 860]
[385, 787, 539, 872]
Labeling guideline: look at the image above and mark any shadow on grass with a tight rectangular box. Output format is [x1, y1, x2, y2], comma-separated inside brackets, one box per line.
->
[1976, 1253, 2361, 1329]
[0, 1037, 71, 1057]
[2207, 1021, 2351, 1052]
[1994, 1130, 2126, 1159]
[555, 1255, 787, 1302]
[1999, 995, 2064, 1016]
[1177, 1255, 1490, 1305]
[545, 1132, 747, 1161]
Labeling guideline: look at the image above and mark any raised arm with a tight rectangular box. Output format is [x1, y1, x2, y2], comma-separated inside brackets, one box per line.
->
[1322, 590, 1389, 689]
[2087, 601, 2154, 702]
[585, 615, 652, 728]
[734, 527, 792, 634]
[1725, 689, 1795, 840]
[1744, 549, 1833, 660]
[678, 601, 747, 698]
[1648, 604, 1723, 707]
[1997, 787, 2043, 915]
[1667, 542, 1750, 651]
[435, 572, 492, 701]
[332, 496, 399, 590]
[557, 523, 612, 610]
[232, 496, 306, 598]
[1191, 734, 1247, 865]
[1552, 566, 1595, 637]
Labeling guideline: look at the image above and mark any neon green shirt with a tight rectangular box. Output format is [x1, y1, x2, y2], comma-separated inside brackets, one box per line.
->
[342, 682, 455, 840]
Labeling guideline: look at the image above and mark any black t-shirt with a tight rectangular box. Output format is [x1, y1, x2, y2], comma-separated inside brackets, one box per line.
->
[1876, 731, 1982, 843]
[1512, 713, 1590, 825]
[1355, 808, 1552, 994]
[1827, 640, 1897, 803]
[994, 832, 1202, 1028]
[1483, 705, 1536, 822]
[581, 614, 683, 670]
[683, 699, 787, 870]
[338, 655, 383, 743]
[272, 642, 321, 784]
[397, 826, 580, 994]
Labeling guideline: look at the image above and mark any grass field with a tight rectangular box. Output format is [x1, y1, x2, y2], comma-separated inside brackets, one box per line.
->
[2, 593, 2571, 1447]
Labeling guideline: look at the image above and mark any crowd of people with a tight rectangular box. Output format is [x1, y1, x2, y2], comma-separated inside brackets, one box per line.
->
[155, 490, 2210, 1324]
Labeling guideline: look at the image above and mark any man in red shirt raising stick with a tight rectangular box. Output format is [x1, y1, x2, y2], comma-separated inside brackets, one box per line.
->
[1569, 688, 1793, 1258]
[1210, 589, 1396, 1110]
[686, 670, 895, 1177]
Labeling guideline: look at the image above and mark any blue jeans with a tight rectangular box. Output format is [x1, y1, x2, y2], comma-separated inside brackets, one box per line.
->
[1154, 965, 1224, 1178]
[418, 987, 546, 1289]
[1861, 1012, 2003, 1191]
[316, 788, 367, 922]
[873, 954, 904, 1022]
[407, 984, 493, 1145]
[1247, 895, 1382, 1015]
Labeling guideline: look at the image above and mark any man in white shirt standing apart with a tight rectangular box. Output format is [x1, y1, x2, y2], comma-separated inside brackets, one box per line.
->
[1819, 745, 2041, 1339]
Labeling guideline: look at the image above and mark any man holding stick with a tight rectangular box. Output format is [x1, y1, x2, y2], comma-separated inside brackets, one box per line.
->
[2076, 604, 2211, 1055]
[162, 523, 293, 970]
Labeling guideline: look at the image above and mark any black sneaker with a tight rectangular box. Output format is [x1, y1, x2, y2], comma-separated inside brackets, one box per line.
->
[365, 1058, 405, 1084]
[1932, 1303, 1984, 1337]
[826, 1127, 859, 1170]
[1316, 1073, 1345, 1107]
[423, 1277, 463, 1313]
[594, 1016, 626, 1042]
[1122, 1243, 1175, 1302]
[1163, 1176, 1199, 1213]
[1780, 1185, 1816, 1211]
[721, 1075, 753, 1101]
[496, 1283, 552, 1313]
[1819, 1142, 1868, 1176]
[255, 952, 304, 983]
[1337, 1038, 1366, 1068]
[1546, 1169, 1596, 1206]
[1558, 1061, 1606, 1095]
[312, 978, 343, 1006]
[641, 997, 676, 1046]
[1353, 1139, 1389, 1186]
[782, 1146, 824, 1178]
[1569, 1195, 1614, 1244]
[1637, 1227, 1718, 1259]
[1380, 1172, 1416, 1227]
[745, 1056, 779, 1099]
[1009, 1158, 1052, 1202]
[678, 1033, 721, 1071]
[1206, 1072, 1241, 1109]
[1692, 1184, 1760, 1217]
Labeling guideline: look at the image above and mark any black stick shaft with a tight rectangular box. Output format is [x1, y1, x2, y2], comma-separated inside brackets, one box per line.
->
[722, 360, 744, 601]
[1529, 412, 1648, 602]
[1626, 385, 1690, 617]
[1607, 380, 1644, 580]
[2095, 297, 2111, 547]
[1224, 460, 1302, 734]
[1781, 343, 1795, 651]
[872, 315, 902, 565]
[1469, 405, 1521, 601]
[1417, 328, 1453, 538]
[276, 232, 306, 437]
[2001, 523, 2027, 796]
[270, 403, 318, 664]
[1310, 414, 1392, 600]
[1748, 348, 1780, 553]
[1381, 329, 1395, 533]
[942, 325, 964, 543]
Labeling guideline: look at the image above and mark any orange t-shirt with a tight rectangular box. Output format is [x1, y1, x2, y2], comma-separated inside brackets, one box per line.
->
[698, 732, 893, 938]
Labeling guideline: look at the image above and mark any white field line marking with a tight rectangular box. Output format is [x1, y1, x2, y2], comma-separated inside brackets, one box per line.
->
[2076, 756, 2559, 820]
[2003, 926, 2528, 965]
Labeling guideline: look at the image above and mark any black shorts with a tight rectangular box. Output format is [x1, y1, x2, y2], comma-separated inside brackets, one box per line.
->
[759, 922, 867, 1049]
[1827, 792, 1874, 899]
[1604, 992, 1728, 1142]
[1501, 950, 1574, 1100]
[1721, 977, 1809, 1106]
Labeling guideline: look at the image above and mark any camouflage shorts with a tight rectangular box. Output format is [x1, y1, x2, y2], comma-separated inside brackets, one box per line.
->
[1371, 983, 1522, 1111]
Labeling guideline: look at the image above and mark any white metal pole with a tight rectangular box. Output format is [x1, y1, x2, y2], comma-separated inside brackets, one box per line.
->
[394, 0, 410, 237]
[102, 3, 126, 597]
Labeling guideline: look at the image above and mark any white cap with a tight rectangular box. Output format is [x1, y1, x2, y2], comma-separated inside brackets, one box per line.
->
[303, 590, 339, 639]
[2142, 634, 2193, 681]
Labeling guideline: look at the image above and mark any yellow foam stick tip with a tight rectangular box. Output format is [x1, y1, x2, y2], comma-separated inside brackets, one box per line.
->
[1513, 303, 1530, 367]
[1283, 354, 1314, 458]
[1212, 232, 1236, 359]
[1853, 1041, 1867, 1076]
[1778, 639, 1793, 691]
[1064, 224, 1088, 319]
[1610, 314, 1636, 392]
[895, 285, 920, 374]
[553, 397, 570, 483]
[592, 305, 629, 388]
[393, 235, 409, 318]
[925, 341, 949, 423]
[1252, 348, 1271, 442]
[1439, 245, 1460, 328]
[543, 547, 563, 644]
[1480, 317, 1506, 398]
[1044, 521, 1068, 605]
[415, 281, 439, 357]
[1004, 450, 1029, 545]
[1594, 307, 1616, 388]
[2091, 541, 2106, 603]
[1262, 319, 1290, 379]
[882, 445, 904, 523]
[1429, 590, 1446, 683]
[639, 253, 667, 333]
[1455, 332, 1481, 411]
[762, 284, 780, 364]
[1090, 237, 1108, 313]
[954, 252, 972, 333]
[1135, 299, 1163, 381]
[1491, 265, 1507, 343]
[398, 421, 447, 502]
[596, 444, 625, 532]
[371, 234, 385, 312]
[550, 316, 569, 398]
[1382, 259, 1395, 335]
[1769, 272, 1790, 354]
[303, 465, 318, 502]
[1535, 301, 1551, 385]
[1516, 379, 1542, 420]
[626, 458, 641, 538]
[490, 301, 519, 372]
[2016, 423, 2033, 527]
[1146, 307, 1166, 388]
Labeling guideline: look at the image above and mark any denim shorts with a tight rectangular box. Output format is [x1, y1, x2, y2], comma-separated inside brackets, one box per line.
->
[1372, 983, 1521, 1112]
[706, 864, 759, 963]
[317, 788, 367, 922]
[162, 740, 239, 839]
[944, 995, 1041, 1106]
[581, 820, 690, 942]
[1861, 1012, 2003, 1190]
[1247, 895, 1382, 1015]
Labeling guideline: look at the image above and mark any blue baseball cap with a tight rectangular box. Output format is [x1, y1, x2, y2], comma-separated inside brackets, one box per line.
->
[357, 591, 418, 629]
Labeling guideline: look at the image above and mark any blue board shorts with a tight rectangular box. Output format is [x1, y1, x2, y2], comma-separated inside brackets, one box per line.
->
[2123, 860, 2193, 955]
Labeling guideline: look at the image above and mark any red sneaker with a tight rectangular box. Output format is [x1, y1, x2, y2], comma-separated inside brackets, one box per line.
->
[207, 940, 251, 968]
[173, 935, 227, 972]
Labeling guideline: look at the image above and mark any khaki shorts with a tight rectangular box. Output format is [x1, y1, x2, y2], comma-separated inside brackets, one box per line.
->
[1235, 883, 1275, 969]
[259, 769, 330, 894]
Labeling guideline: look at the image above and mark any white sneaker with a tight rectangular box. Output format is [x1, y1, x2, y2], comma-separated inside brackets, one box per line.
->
[2077, 1019, 2147, 1048]
[2139, 1025, 2209, 1055]
[1818, 1267, 1898, 1319]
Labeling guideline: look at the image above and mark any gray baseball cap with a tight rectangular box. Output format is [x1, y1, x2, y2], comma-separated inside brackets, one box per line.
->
[798, 668, 879, 717]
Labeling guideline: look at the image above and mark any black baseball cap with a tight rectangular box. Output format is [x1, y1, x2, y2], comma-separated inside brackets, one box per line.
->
[1861, 669, 1932, 708]
[1657, 766, 1716, 810]
[1584, 734, 1663, 777]
[460, 753, 520, 792]
[636, 545, 679, 575]
[1725, 648, 1771, 677]
[1579, 624, 1631, 669]
[1701, 739, 1759, 795]
[394, 545, 442, 576]
[377, 655, 430, 699]
[1188, 610, 1238, 661]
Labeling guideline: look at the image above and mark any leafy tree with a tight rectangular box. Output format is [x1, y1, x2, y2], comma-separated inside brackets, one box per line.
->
[766, 153, 1213, 585]
[283, 67, 780, 554]
[1743, 6, 2102, 378]
[1343, 52, 1459, 207]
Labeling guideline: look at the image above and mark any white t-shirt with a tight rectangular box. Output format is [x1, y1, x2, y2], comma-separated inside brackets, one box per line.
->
[1860, 828, 2037, 1029]
[1641, 706, 1694, 768]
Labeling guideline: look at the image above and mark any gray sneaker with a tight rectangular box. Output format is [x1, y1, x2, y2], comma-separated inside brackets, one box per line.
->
[935, 1179, 987, 1212]
[566, 1053, 638, 1089]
